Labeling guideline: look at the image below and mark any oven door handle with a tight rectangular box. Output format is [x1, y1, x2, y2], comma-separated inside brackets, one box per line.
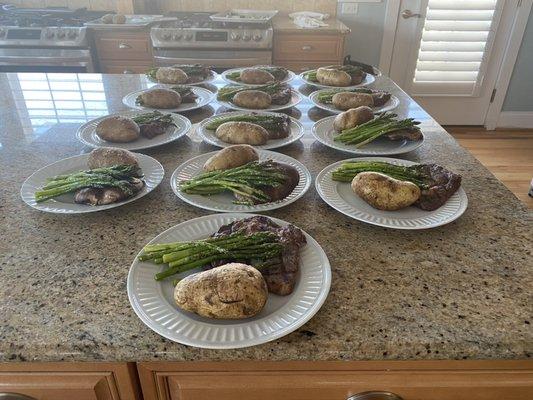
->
[154, 56, 271, 67]
[0, 55, 91, 64]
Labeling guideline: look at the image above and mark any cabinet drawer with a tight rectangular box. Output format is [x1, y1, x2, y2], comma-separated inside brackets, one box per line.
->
[274, 34, 344, 62]
[138, 361, 533, 400]
[95, 34, 152, 61]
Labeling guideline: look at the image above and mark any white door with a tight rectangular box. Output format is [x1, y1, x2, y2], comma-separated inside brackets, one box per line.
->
[388, 0, 519, 125]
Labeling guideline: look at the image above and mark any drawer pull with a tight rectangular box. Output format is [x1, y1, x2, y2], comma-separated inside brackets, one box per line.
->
[302, 45, 313, 51]
[347, 392, 403, 400]
[118, 43, 132, 49]
[0, 394, 38, 400]
[123, 69, 135, 74]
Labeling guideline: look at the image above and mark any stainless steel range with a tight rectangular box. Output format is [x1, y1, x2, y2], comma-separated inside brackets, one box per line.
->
[151, 12, 274, 70]
[0, 5, 106, 73]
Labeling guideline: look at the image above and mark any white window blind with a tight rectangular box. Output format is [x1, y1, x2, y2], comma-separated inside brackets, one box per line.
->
[410, 0, 502, 96]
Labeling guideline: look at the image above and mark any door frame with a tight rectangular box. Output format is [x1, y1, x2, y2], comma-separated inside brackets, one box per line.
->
[379, 0, 532, 129]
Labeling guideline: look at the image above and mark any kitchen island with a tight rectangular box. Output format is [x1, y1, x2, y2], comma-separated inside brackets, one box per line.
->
[0, 73, 531, 399]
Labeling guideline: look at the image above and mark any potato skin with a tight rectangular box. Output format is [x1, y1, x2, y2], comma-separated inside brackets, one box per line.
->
[174, 263, 268, 319]
[87, 147, 138, 169]
[240, 68, 275, 84]
[233, 90, 272, 109]
[155, 67, 188, 84]
[112, 14, 126, 24]
[138, 88, 182, 109]
[203, 145, 259, 172]
[316, 67, 352, 87]
[96, 115, 140, 143]
[332, 92, 374, 111]
[215, 122, 268, 145]
[352, 172, 421, 211]
[333, 106, 374, 132]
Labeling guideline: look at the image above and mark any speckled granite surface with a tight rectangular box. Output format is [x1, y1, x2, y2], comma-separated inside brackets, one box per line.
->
[0, 73, 531, 362]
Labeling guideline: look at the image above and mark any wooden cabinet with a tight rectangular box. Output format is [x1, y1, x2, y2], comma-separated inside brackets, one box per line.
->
[137, 361, 533, 400]
[92, 30, 154, 74]
[0, 363, 140, 400]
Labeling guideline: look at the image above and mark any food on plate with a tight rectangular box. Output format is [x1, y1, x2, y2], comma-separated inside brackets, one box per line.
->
[95, 115, 140, 143]
[332, 161, 462, 211]
[147, 64, 213, 84]
[174, 263, 268, 319]
[226, 66, 289, 83]
[131, 111, 177, 139]
[332, 92, 374, 111]
[203, 145, 259, 172]
[239, 68, 275, 84]
[232, 90, 272, 109]
[112, 14, 126, 24]
[35, 148, 144, 205]
[334, 112, 422, 148]
[139, 216, 307, 297]
[180, 153, 300, 205]
[304, 65, 366, 86]
[215, 121, 269, 145]
[351, 172, 421, 211]
[136, 88, 182, 109]
[317, 88, 392, 108]
[154, 66, 188, 84]
[333, 106, 374, 132]
[205, 113, 291, 140]
[101, 14, 114, 23]
[218, 83, 292, 107]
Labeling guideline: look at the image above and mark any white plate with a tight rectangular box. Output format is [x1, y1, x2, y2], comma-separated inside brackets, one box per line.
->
[21, 153, 164, 214]
[300, 69, 376, 89]
[315, 157, 468, 230]
[197, 111, 305, 150]
[127, 213, 331, 349]
[218, 90, 302, 112]
[123, 86, 215, 113]
[309, 90, 400, 114]
[221, 67, 296, 86]
[312, 116, 424, 156]
[76, 110, 191, 151]
[147, 70, 218, 86]
[171, 150, 312, 213]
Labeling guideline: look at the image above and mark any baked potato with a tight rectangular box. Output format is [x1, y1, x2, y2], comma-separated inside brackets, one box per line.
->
[333, 106, 374, 132]
[87, 147, 138, 169]
[112, 14, 126, 24]
[203, 145, 259, 172]
[155, 67, 188, 84]
[233, 90, 272, 109]
[316, 67, 352, 87]
[352, 172, 421, 211]
[174, 263, 268, 319]
[215, 122, 269, 145]
[138, 88, 182, 109]
[95, 115, 140, 143]
[101, 14, 114, 24]
[240, 68, 275, 84]
[332, 92, 374, 111]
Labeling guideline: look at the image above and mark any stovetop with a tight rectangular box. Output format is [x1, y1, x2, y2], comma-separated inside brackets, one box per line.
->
[163, 11, 271, 30]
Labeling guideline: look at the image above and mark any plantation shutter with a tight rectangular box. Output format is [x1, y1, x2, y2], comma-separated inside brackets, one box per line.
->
[409, 0, 503, 96]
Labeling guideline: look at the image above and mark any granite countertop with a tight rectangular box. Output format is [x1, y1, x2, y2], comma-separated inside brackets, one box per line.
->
[272, 16, 350, 34]
[0, 73, 531, 363]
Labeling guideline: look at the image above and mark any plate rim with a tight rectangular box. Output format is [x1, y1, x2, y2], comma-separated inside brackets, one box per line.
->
[299, 69, 376, 89]
[221, 67, 296, 86]
[311, 116, 424, 156]
[76, 110, 192, 151]
[170, 149, 312, 212]
[20, 153, 164, 214]
[315, 156, 468, 230]
[127, 212, 332, 349]
[122, 86, 216, 113]
[146, 69, 219, 86]
[217, 90, 303, 112]
[309, 90, 400, 114]
[196, 110, 305, 150]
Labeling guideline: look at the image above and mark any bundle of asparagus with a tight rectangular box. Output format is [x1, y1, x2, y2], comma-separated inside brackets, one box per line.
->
[146, 64, 210, 81]
[217, 83, 284, 102]
[132, 111, 176, 127]
[204, 113, 287, 133]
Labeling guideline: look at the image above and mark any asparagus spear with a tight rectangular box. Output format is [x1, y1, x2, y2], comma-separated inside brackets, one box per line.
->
[204, 113, 287, 132]
[217, 83, 284, 102]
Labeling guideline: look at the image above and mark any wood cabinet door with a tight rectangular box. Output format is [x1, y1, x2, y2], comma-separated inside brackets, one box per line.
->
[138, 361, 533, 400]
[274, 34, 344, 62]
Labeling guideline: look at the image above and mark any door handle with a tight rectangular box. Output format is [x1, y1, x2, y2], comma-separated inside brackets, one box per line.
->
[0, 393, 38, 400]
[347, 391, 404, 400]
[401, 9, 422, 19]
[302, 45, 313, 51]
[118, 42, 132, 49]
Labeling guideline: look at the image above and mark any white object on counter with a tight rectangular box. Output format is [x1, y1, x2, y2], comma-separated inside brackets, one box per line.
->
[288, 11, 330, 29]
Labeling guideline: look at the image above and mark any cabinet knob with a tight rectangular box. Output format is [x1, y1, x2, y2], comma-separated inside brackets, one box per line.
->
[123, 70, 135, 74]
[347, 392, 404, 400]
[118, 42, 132, 49]
[302, 45, 313, 51]
[0, 394, 38, 400]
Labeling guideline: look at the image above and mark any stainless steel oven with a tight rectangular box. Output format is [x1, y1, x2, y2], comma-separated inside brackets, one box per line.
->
[0, 48, 94, 73]
[153, 49, 272, 70]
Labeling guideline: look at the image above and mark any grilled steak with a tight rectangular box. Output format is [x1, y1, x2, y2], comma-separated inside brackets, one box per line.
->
[212, 216, 306, 296]
[270, 86, 292, 105]
[371, 91, 392, 107]
[413, 164, 462, 211]
[74, 178, 144, 206]
[138, 122, 169, 139]
[266, 114, 291, 139]
[387, 127, 423, 141]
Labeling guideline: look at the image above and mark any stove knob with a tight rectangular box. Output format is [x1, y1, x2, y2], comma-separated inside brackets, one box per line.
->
[185, 33, 193, 41]
[242, 34, 251, 42]
[68, 30, 77, 39]
[253, 34, 263, 42]
[173, 33, 182, 41]
[57, 31, 66, 39]
[162, 32, 171, 40]
[45, 30, 55, 39]
[230, 32, 241, 41]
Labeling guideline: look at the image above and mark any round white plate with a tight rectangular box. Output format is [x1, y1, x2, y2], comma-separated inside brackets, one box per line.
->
[315, 157, 468, 230]
[171, 150, 312, 213]
[147, 69, 218, 86]
[300, 69, 375, 89]
[76, 110, 191, 151]
[312, 116, 424, 156]
[21, 153, 164, 214]
[221, 67, 296, 86]
[309, 90, 400, 114]
[127, 213, 331, 349]
[197, 111, 305, 150]
[218, 90, 302, 112]
[123, 86, 215, 113]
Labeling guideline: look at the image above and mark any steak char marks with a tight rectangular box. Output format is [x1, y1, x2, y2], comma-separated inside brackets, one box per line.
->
[212, 216, 306, 296]
[414, 164, 462, 211]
